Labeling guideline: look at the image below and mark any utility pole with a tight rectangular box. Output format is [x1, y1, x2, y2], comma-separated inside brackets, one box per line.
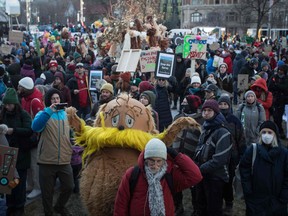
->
[80, 0, 84, 23]
[268, 0, 273, 38]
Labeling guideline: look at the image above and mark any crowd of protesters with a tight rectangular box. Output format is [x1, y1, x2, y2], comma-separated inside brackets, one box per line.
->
[0, 24, 288, 216]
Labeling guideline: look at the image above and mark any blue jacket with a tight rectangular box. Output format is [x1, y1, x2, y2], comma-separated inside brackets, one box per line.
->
[206, 57, 217, 75]
[240, 144, 288, 216]
[32, 107, 72, 165]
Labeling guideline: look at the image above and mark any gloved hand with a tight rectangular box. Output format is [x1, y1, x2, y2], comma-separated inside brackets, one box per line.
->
[0, 124, 8, 134]
[167, 147, 179, 159]
[8, 178, 20, 189]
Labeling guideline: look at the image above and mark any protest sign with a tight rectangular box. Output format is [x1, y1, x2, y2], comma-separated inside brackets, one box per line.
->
[183, 35, 208, 60]
[8, 31, 23, 44]
[155, 52, 176, 79]
[0, 44, 13, 55]
[139, 50, 157, 73]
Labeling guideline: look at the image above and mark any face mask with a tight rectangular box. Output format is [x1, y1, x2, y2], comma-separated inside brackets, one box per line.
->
[262, 133, 274, 144]
[220, 108, 229, 116]
[278, 74, 285, 78]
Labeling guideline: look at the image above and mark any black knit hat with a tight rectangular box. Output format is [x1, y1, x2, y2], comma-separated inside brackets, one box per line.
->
[259, 120, 279, 137]
[202, 99, 220, 114]
[45, 88, 63, 107]
[218, 95, 231, 108]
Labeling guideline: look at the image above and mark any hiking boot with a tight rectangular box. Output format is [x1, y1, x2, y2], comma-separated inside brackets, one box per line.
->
[54, 206, 72, 216]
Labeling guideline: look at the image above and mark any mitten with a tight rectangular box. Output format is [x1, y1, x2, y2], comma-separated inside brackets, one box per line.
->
[0, 124, 8, 134]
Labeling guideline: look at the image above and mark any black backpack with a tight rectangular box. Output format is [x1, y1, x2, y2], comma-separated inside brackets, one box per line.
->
[129, 165, 174, 197]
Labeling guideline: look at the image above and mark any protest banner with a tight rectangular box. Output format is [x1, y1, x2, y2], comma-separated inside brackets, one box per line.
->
[0, 146, 18, 195]
[8, 31, 23, 44]
[183, 35, 208, 60]
[0, 44, 13, 55]
[139, 50, 157, 73]
[116, 49, 141, 72]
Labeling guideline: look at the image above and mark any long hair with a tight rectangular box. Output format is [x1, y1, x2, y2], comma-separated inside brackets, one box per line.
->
[0, 103, 22, 123]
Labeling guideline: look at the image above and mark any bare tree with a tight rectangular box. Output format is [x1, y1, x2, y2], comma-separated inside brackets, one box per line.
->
[236, 0, 281, 39]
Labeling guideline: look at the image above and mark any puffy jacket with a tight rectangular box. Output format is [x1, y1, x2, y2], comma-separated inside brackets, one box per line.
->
[251, 78, 273, 120]
[240, 144, 288, 216]
[21, 88, 44, 118]
[195, 113, 232, 182]
[114, 151, 202, 216]
[32, 107, 72, 165]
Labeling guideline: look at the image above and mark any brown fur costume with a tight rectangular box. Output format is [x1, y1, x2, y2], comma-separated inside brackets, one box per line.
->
[66, 93, 200, 215]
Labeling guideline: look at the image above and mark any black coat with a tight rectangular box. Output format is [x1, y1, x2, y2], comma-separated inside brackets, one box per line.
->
[154, 85, 172, 132]
[240, 144, 288, 216]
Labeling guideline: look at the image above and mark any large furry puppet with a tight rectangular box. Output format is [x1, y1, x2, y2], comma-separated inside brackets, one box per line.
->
[66, 93, 200, 215]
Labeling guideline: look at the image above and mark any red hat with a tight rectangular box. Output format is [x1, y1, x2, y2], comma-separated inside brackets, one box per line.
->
[202, 99, 220, 114]
[186, 95, 202, 111]
[139, 81, 155, 94]
[49, 60, 58, 68]
[268, 52, 274, 57]
[67, 64, 76, 72]
[120, 72, 131, 83]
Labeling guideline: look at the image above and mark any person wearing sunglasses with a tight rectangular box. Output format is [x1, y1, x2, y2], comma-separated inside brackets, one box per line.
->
[240, 121, 288, 216]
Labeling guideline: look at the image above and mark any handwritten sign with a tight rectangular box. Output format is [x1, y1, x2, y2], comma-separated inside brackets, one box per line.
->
[0, 146, 18, 195]
[0, 44, 13, 55]
[237, 74, 249, 91]
[183, 35, 208, 60]
[8, 31, 24, 44]
[140, 50, 158, 73]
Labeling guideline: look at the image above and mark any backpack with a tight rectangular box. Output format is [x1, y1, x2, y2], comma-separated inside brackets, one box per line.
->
[129, 165, 174, 197]
[239, 102, 261, 115]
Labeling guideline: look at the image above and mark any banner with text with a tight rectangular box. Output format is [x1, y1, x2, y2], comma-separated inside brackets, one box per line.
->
[183, 35, 208, 60]
[140, 50, 158, 73]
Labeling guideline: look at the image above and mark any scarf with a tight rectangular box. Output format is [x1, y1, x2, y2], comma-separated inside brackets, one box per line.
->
[145, 161, 167, 216]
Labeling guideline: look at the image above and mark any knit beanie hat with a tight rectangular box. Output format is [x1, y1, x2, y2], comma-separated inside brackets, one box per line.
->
[130, 78, 142, 87]
[191, 76, 201, 84]
[140, 90, 156, 108]
[186, 95, 202, 111]
[244, 90, 256, 99]
[144, 138, 167, 160]
[19, 77, 34, 90]
[202, 99, 220, 114]
[100, 83, 114, 94]
[204, 84, 218, 93]
[54, 71, 64, 83]
[277, 60, 285, 67]
[259, 120, 279, 136]
[73, 52, 82, 60]
[218, 63, 228, 70]
[120, 72, 131, 83]
[45, 88, 63, 107]
[2, 88, 19, 104]
[6, 63, 21, 75]
[261, 61, 269, 68]
[139, 81, 155, 94]
[218, 95, 231, 108]
[49, 60, 58, 68]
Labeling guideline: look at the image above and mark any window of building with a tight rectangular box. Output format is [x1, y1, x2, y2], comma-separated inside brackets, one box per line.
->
[191, 12, 202, 22]
[233, 0, 238, 3]
[227, 0, 232, 3]
[191, 0, 199, 5]
[226, 12, 237, 22]
[215, 0, 220, 4]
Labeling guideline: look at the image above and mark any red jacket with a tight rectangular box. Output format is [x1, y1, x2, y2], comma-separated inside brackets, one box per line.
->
[221, 53, 233, 74]
[21, 88, 44, 118]
[251, 78, 273, 120]
[114, 151, 202, 216]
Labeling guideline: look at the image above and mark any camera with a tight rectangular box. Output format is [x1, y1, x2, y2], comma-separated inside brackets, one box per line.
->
[55, 103, 68, 110]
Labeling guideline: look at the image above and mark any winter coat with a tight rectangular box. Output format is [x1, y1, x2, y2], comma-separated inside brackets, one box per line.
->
[174, 58, 186, 83]
[217, 73, 233, 93]
[32, 107, 72, 165]
[20, 63, 35, 81]
[268, 73, 288, 106]
[195, 63, 208, 83]
[114, 151, 203, 216]
[235, 102, 265, 146]
[154, 85, 172, 132]
[240, 144, 288, 216]
[239, 63, 256, 82]
[2, 108, 33, 170]
[221, 53, 233, 74]
[251, 78, 273, 120]
[194, 113, 232, 183]
[233, 53, 247, 81]
[66, 75, 91, 110]
[21, 88, 44, 118]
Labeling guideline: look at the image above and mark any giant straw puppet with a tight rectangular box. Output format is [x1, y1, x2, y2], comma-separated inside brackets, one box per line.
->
[66, 93, 200, 215]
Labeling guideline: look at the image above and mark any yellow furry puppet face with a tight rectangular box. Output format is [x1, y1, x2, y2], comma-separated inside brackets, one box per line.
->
[95, 93, 155, 133]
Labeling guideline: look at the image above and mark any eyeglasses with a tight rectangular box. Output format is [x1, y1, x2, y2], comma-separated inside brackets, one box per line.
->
[146, 158, 164, 166]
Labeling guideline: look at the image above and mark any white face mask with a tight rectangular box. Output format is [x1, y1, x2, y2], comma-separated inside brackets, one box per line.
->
[262, 133, 274, 144]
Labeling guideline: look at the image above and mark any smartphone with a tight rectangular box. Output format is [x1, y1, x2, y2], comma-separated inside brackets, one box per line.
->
[55, 103, 68, 110]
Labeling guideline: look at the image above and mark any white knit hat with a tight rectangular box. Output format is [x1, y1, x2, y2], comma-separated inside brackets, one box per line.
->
[191, 76, 201, 84]
[144, 138, 167, 160]
[19, 77, 34, 90]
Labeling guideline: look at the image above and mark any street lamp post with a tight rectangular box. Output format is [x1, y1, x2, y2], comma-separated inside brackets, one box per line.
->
[26, 0, 31, 31]
[80, 0, 84, 23]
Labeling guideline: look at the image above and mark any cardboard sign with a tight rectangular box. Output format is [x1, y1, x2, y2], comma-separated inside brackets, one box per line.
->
[212, 55, 224, 68]
[183, 35, 208, 60]
[155, 52, 176, 79]
[282, 37, 287, 48]
[117, 49, 141, 72]
[139, 50, 158, 73]
[0, 44, 13, 55]
[8, 31, 24, 44]
[0, 146, 18, 195]
[237, 74, 249, 91]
